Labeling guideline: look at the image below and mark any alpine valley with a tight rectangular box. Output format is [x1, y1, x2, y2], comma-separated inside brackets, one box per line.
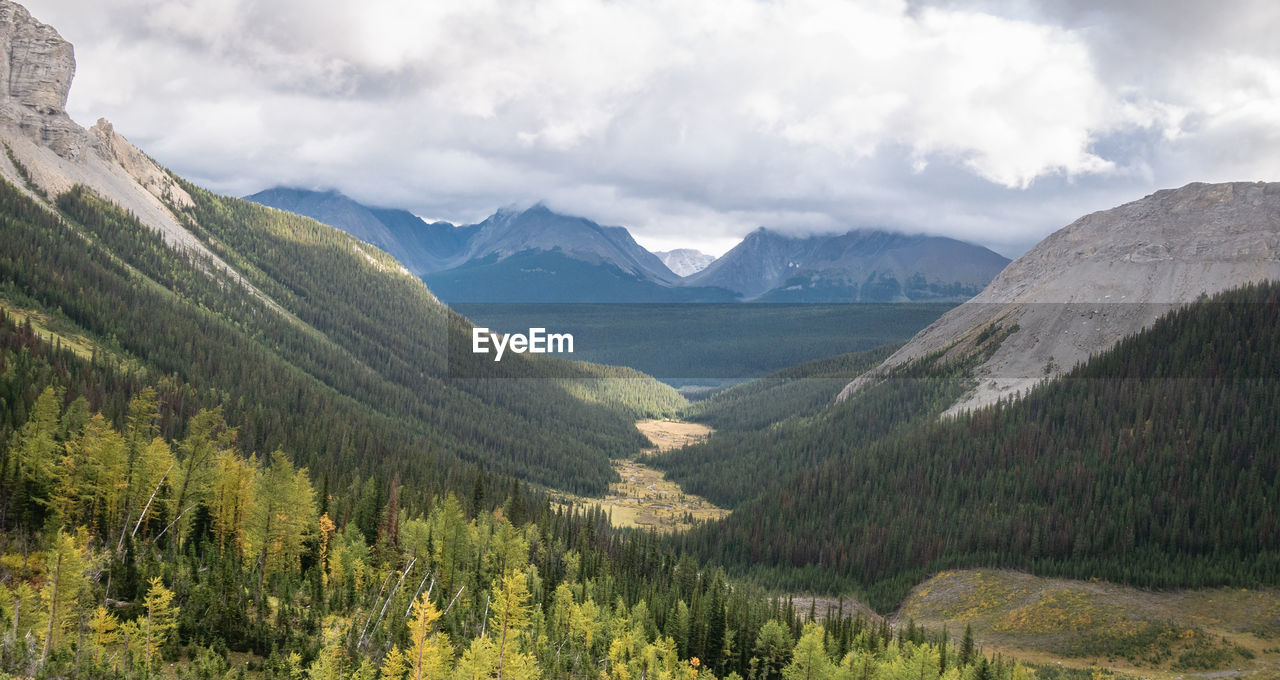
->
[0, 3, 1278, 680]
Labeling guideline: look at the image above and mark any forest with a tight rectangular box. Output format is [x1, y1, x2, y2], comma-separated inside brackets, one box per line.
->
[660, 283, 1280, 609]
[0, 305, 1026, 680]
[0, 168, 688, 502]
[0, 161, 1275, 677]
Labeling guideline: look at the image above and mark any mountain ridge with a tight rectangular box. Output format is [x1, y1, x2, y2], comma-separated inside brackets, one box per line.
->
[249, 187, 1011, 303]
[839, 181, 1280, 412]
[684, 226, 1010, 302]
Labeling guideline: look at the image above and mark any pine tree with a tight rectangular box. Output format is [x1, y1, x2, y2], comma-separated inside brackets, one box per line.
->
[754, 619, 792, 680]
[13, 386, 63, 514]
[171, 408, 234, 548]
[245, 449, 316, 601]
[88, 606, 119, 666]
[381, 645, 409, 680]
[209, 449, 254, 555]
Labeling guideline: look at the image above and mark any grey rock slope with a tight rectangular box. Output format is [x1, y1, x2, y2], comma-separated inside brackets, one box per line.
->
[0, 1, 256, 285]
[685, 227, 1009, 301]
[839, 181, 1280, 413]
[657, 248, 715, 277]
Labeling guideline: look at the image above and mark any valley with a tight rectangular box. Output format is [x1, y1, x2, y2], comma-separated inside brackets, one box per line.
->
[0, 2, 1276, 680]
[555, 419, 726, 531]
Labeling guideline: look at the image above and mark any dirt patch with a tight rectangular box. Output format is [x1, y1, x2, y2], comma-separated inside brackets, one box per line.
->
[787, 594, 884, 624]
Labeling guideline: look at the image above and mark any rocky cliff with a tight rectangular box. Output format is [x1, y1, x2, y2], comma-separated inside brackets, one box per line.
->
[0, 1, 78, 157]
[839, 181, 1280, 413]
[657, 248, 715, 277]
[0, 1, 239, 270]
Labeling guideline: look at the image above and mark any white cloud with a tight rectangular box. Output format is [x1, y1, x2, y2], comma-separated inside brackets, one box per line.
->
[22, 0, 1280, 256]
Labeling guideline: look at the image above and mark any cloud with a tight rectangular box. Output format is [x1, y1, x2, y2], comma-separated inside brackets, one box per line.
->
[23, 0, 1280, 257]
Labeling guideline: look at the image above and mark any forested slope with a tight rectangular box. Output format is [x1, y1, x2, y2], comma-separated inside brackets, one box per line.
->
[670, 283, 1280, 609]
[0, 300, 1035, 680]
[0, 172, 682, 499]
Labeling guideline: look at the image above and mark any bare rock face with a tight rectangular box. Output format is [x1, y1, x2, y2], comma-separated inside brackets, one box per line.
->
[657, 249, 715, 277]
[0, 0, 81, 157]
[839, 181, 1280, 413]
[0, 0, 267, 304]
[90, 118, 195, 209]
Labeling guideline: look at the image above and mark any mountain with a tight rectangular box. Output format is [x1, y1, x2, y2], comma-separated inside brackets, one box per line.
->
[658, 185, 1280, 608]
[0, 0, 686, 500]
[246, 190, 1006, 304]
[656, 248, 715, 276]
[245, 189, 738, 302]
[683, 227, 1010, 302]
[422, 205, 738, 302]
[839, 181, 1280, 413]
[245, 187, 469, 274]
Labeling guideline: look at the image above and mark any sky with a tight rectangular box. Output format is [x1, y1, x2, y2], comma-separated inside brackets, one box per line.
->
[24, 0, 1280, 257]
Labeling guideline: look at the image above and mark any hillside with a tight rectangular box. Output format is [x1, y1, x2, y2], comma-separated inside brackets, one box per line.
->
[841, 181, 1280, 413]
[684, 227, 1010, 302]
[896, 569, 1280, 677]
[245, 187, 468, 275]
[0, 1, 687, 498]
[665, 281, 1280, 609]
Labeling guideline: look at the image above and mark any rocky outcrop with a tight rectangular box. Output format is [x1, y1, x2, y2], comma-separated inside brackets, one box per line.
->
[0, 0, 80, 157]
[89, 118, 194, 209]
[839, 181, 1280, 413]
[657, 249, 715, 277]
[0, 0, 281, 311]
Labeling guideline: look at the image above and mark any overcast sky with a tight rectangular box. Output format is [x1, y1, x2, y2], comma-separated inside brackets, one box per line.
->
[24, 0, 1280, 257]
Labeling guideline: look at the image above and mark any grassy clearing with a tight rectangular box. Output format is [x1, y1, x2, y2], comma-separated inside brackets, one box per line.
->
[895, 569, 1280, 678]
[635, 418, 713, 454]
[555, 420, 727, 532]
[0, 298, 101, 361]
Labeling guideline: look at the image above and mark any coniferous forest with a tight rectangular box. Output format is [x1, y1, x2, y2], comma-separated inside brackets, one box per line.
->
[661, 283, 1280, 609]
[0, 206, 1020, 679]
[1, 159, 1278, 679]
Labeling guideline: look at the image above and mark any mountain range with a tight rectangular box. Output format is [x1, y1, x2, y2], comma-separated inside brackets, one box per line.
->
[247, 187, 1010, 303]
[3, 1, 1279, 677]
